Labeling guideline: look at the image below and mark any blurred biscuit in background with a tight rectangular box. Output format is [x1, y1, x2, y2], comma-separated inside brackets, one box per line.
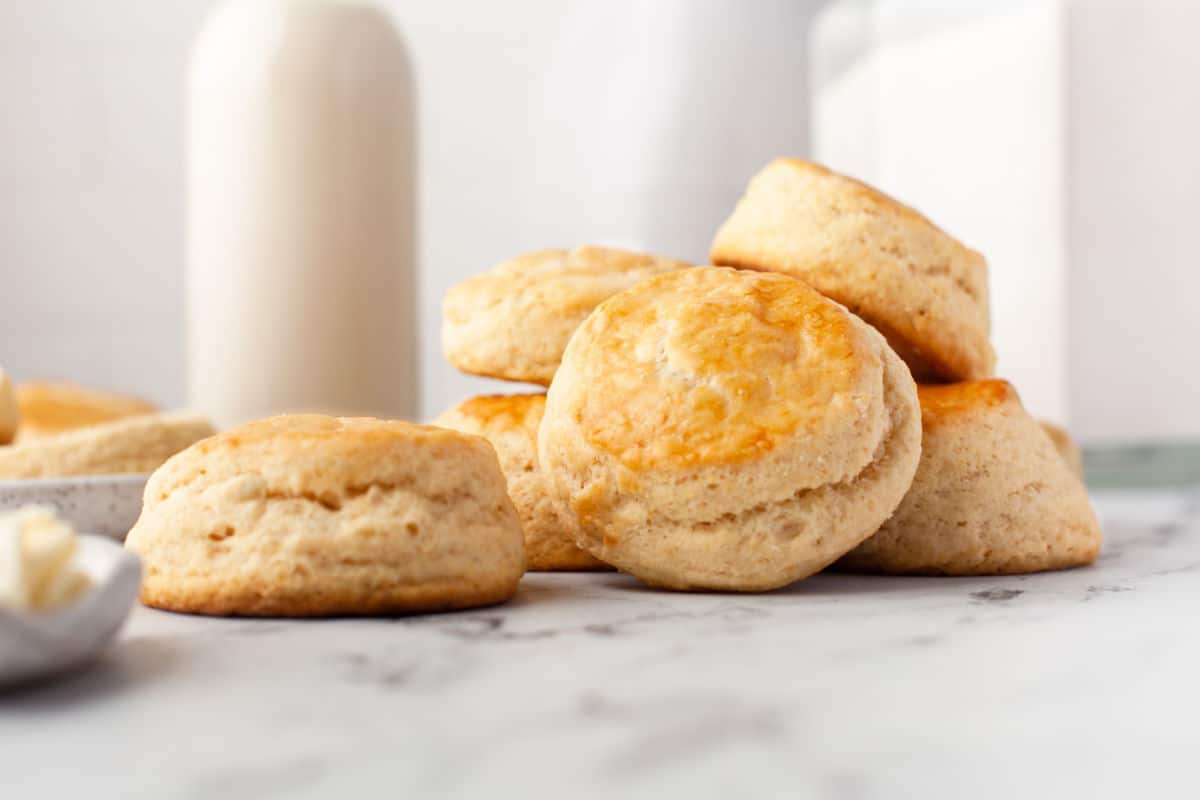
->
[0, 367, 17, 445]
[0, 412, 215, 479]
[15, 380, 157, 441]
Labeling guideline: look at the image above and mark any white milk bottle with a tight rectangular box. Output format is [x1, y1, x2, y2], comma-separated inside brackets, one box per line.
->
[187, 0, 416, 428]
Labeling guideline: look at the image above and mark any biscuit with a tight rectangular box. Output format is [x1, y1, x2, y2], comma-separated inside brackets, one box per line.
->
[838, 381, 1101, 575]
[0, 367, 16, 445]
[126, 415, 526, 616]
[442, 245, 690, 385]
[1041, 420, 1084, 478]
[15, 380, 157, 441]
[711, 159, 995, 382]
[538, 266, 922, 592]
[0, 413, 216, 479]
[435, 394, 609, 571]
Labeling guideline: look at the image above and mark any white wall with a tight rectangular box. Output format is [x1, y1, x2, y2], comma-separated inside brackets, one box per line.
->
[12, 1, 1190, 444]
[0, 0, 213, 408]
[1066, 2, 1200, 443]
[813, 1, 1069, 427]
[812, 0, 1200, 444]
[0, 0, 817, 420]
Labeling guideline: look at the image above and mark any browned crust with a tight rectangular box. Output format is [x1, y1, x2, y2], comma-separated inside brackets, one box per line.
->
[838, 556, 1096, 578]
[207, 414, 460, 448]
[717, 256, 978, 382]
[451, 363, 553, 387]
[139, 576, 520, 617]
[164, 416, 490, 498]
[834, 376, 1098, 577]
[16, 380, 157, 436]
[570, 267, 874, 472]
[445, 394, 547, 428]
[0, 368, 16, 445]
[527, 538, 613, 572]
[436, 394, 611, 572]
[918, 380, 1018, 427]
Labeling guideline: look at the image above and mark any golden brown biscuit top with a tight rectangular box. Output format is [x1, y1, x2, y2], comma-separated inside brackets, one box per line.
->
[445, 245, 691, 319]
[717, 159, 988, 310]
[16, 380, 157, 434]
[0, 367, 17, 444]
[710, 158, 993, 383]
[496, 245, 689, 280]
[918, 380, 1018, 427]
[150, 414, 500, 505]
[770, 159, 956, 242]
[561, 266, 883, 471]
[438, 394, 545, 435]
[199, 414, 466, 450]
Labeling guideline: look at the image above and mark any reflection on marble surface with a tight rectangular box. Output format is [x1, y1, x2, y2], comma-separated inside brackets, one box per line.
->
[3, 489, 1198, 799]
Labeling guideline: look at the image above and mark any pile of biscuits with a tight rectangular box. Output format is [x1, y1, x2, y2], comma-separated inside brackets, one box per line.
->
[438, 160, 1100, 587]
[0, 373, 214, 479]
[125, 159, 1101, 617]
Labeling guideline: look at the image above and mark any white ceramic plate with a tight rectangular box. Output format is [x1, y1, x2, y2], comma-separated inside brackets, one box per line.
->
[0, 473, 149, 540]
[0, 535, 142, 688]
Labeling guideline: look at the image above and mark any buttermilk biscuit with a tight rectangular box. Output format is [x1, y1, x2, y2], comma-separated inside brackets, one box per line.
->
[435, 394, 608, 571]
[15, 380, 157, 441]
[0, 367, 16, 445]
[126, 415, 526, 616]
[711, 159, 995, 382]
[1041, 420, 1084, 478]
[442, 245, 690, 385]
[838, 381, 1101, 575]
[0, 413, 216, 479]
[538, 266, 922, 592]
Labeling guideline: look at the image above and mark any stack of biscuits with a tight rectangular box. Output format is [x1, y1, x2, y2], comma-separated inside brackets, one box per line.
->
[124, 158, 1102, 618]
[437, 159, 1101, 590]
[437, 245, 691, 571]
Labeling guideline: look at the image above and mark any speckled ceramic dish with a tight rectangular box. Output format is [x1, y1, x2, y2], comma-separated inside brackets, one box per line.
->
[0, 535, 142, 688]
[0, 474, 149, 540]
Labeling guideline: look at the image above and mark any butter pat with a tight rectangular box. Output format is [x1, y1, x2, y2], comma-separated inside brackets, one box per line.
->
[0, 506, 91, 612]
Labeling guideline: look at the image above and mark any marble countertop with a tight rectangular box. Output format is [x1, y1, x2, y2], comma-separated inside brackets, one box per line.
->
[4, 489, 1198, 799]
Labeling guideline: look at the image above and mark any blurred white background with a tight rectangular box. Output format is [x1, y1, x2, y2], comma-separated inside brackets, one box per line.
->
[0, 0, 816, 421]
[813, 0, 1200, 445]
[0, 0, 1194, 443]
